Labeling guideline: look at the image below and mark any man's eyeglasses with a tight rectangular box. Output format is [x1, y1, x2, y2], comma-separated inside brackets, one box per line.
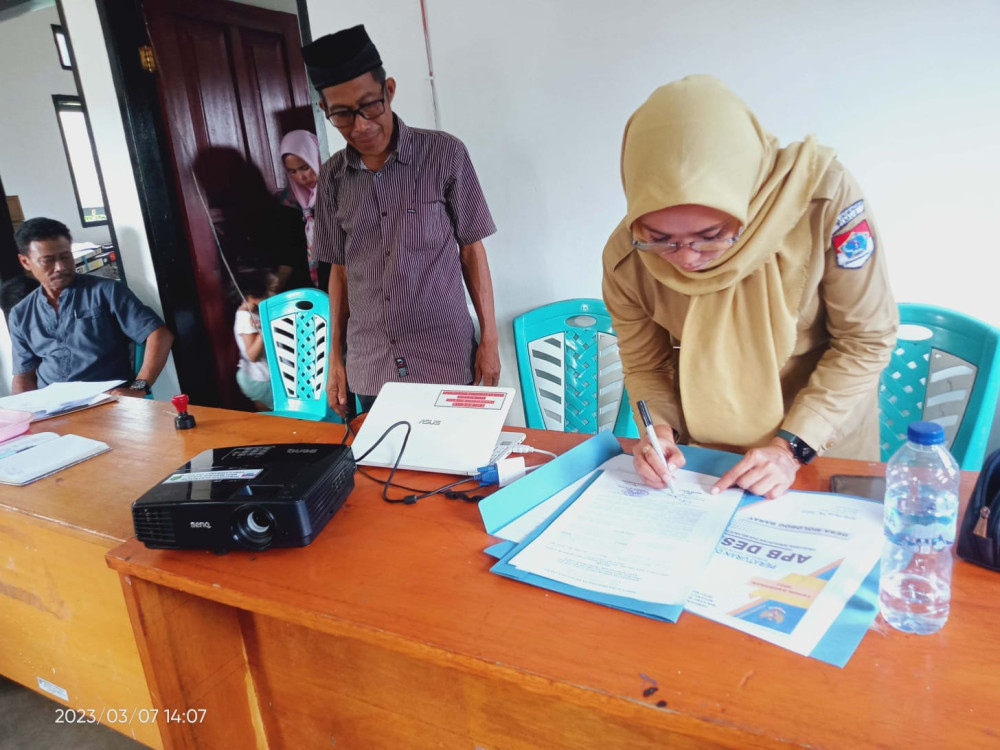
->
[631, 229, 743, 255]
[325, 88, 387, 128]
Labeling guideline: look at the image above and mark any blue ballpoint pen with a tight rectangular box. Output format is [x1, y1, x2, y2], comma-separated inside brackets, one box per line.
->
[637, 399, 677, 497]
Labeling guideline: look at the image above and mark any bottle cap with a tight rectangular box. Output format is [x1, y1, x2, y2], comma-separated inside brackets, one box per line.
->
[907, 421, 946, 446]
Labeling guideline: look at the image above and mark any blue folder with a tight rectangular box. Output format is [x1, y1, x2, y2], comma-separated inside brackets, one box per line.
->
[485, 434, 746, 622]
[480, 432, 881, 667]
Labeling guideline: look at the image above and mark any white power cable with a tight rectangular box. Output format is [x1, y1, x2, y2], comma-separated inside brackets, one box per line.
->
[510, 445, 558, 459]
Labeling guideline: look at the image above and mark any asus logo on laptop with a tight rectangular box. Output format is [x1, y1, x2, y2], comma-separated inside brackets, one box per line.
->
[418, 419, 442, 426]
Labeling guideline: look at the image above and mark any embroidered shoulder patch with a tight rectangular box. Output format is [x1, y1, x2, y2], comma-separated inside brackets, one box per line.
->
[833, 219, 875, 269]
[833, 199, 865, 233]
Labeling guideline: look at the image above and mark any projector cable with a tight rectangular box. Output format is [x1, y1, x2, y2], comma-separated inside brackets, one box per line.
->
[345, 420, 480, 504]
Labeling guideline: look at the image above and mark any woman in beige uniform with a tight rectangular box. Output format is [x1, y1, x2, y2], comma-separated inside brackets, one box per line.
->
[602, 75, 898, 499]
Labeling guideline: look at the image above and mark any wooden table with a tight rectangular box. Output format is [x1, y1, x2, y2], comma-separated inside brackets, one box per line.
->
[103, 410, 1000, 749]
[0, 398, 344, 748]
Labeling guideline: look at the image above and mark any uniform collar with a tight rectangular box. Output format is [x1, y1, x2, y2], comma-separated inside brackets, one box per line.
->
[38, 275, 79, 309]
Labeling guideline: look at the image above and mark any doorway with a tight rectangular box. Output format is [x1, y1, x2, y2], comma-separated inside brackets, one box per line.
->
[141, 0, 316, 409]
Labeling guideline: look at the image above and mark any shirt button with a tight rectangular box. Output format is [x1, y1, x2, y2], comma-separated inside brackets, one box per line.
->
[381, 212, 387, 217]
[384, 295, 390, 301]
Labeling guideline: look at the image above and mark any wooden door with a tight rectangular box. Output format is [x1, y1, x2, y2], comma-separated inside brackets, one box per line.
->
[144, 0, 311, 408]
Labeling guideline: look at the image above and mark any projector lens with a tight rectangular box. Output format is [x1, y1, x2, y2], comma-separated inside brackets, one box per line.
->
[234, 507, 275, 550]
[247, 510, 270, 534]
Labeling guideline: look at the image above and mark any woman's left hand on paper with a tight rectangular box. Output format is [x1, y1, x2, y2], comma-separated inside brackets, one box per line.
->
[710, 439, 799, 499]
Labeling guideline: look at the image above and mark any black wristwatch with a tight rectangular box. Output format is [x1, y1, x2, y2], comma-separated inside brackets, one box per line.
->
[129, 378, 152, 395]
[776, 429, 817, 465]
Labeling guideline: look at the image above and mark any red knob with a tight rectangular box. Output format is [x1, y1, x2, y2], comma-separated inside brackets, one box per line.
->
[171, 394, 190, 413]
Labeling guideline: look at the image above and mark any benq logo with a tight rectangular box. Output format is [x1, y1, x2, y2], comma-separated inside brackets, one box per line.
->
[418, 419, 442, 426]
[190, 521, 212, 529]
[287, 448, 318, 454]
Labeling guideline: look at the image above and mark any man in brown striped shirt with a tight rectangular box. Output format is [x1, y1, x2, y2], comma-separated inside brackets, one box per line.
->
[303, 26, 500, 418]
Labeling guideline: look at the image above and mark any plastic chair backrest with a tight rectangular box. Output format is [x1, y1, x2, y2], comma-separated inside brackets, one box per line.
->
[879, 303, 1000, 470]
[513, 298, 639, 438]
[131, 340, 153, 399]
[133, 341, 145, 377]
[259, 287, 340, 422]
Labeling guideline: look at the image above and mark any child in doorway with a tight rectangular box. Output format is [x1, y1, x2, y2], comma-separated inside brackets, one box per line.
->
[234, 268, 278, 411]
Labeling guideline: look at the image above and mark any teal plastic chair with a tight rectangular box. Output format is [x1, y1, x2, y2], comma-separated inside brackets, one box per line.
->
[259, 287, 341, 422]
[131, 340, 153, 399]
[513, 299, 639, 438]
[133, 341, 145, 375]
[879, 303, 1000, 470]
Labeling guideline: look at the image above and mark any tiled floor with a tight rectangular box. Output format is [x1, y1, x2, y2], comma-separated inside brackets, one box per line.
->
[0, 676, 146, 749]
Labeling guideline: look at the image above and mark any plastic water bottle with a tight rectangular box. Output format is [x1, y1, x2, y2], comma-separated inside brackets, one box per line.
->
[878, 421, 960, 634]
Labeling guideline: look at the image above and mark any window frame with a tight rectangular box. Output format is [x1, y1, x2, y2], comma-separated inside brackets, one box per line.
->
[51, 95, 109, 229]
[51, 25, 73, 70]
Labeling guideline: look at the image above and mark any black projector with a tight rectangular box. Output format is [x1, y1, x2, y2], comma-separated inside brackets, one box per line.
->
[132, 444, 355, 552]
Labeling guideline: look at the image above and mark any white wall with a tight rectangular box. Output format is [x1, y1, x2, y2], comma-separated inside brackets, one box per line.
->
[0, 6, 111, 245]
[305, 0, 1000, 438]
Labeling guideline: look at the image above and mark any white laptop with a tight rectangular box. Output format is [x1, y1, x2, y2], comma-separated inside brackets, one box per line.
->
[350, 383, 524, 475]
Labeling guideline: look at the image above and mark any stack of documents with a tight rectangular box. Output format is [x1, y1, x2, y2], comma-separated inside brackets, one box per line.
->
[479, 432, 883, 668]
[0, 431, 110, 485]
[0, 380, 123, 421]
[485, 442, 745, 623]
[71, 242, 101, 262]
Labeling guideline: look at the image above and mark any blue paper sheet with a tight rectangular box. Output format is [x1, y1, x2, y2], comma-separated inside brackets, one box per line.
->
[808, 559, 880, 667]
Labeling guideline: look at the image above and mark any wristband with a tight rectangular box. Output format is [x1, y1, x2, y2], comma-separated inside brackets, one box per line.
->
[775, 429, 817, 465]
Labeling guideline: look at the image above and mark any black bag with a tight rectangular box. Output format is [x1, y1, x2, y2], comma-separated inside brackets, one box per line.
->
[957, 448, 1000, 571]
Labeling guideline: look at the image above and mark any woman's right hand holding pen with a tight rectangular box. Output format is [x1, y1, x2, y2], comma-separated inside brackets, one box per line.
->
[633, 424, 685, 489]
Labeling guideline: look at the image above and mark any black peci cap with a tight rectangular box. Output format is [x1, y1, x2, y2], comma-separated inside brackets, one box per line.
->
[302, 25, 382, 91]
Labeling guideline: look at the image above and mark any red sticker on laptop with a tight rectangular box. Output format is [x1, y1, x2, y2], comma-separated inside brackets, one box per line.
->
[833, 219, 875, 269]
[436, 390, 508, 409]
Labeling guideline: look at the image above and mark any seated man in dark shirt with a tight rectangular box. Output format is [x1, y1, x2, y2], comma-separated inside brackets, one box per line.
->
[8, 217, 174, 397]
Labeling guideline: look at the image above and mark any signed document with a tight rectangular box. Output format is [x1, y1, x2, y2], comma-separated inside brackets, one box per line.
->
[686, 491, 883, 658]
[507, 455, 744, 607]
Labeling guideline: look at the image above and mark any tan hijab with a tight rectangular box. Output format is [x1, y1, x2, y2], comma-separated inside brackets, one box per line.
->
[611, 76, 835, 447]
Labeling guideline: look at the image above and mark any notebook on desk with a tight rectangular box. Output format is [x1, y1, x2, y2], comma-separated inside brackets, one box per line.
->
[350, 383, 521, 475]
[0, 432, 110, 485]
